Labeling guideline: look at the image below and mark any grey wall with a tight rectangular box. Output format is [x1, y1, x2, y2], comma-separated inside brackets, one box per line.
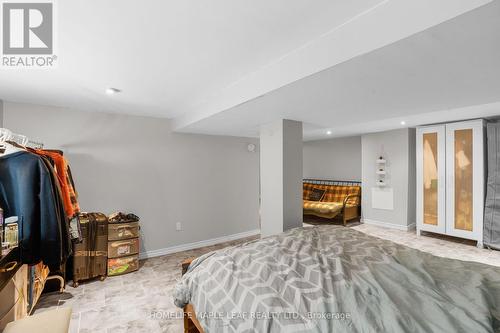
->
[303, 136, 361, 181]
[2, 102, 260, 254]
[361, 128, 415, 228]
[282, 120, 303, 232]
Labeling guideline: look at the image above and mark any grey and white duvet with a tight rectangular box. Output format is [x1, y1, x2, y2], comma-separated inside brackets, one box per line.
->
[174, 225, 500, 333]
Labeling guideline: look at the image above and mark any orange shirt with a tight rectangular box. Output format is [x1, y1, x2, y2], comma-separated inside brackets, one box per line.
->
[35, 150, 80, 218]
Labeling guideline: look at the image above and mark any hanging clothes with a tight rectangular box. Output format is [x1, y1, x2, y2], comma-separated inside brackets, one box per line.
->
[33, 149, 82, 242]
[34, 149, 80, 218]
[0, 151, 72, 270]
[39, 154, 72, 266]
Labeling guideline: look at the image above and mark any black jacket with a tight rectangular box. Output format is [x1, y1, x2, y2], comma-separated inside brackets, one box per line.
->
[0, 151, 71, 269]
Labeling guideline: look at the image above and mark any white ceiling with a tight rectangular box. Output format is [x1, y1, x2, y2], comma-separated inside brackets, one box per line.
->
[0, 0, 497, 140]
[0, 0, 383, 116]
[182, 0, 500, 140]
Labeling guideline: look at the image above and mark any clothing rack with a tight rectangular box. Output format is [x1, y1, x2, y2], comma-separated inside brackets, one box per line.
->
[27, 140, 44, 149]
[0, 128, 44, 149]
[0, 127, 62, 312]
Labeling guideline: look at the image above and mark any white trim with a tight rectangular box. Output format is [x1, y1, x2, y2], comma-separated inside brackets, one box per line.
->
[416, 125, 447, 235]
[139, 229, 261, 260]
[445, 119, 484, 241]
[361, 218, 416, 232]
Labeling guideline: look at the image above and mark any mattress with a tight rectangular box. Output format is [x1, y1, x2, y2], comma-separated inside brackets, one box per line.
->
[174, 225, 500, 333]
[303, 200, 344, 219]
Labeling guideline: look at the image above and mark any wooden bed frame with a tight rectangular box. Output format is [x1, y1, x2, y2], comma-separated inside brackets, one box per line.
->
[181, 258, 204, 333]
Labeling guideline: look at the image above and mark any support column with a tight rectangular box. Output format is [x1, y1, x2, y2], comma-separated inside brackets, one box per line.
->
[260, 119, 303, 237]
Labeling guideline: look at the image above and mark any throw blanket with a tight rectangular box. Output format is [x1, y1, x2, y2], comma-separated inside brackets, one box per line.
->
[174, 226, 500, 333]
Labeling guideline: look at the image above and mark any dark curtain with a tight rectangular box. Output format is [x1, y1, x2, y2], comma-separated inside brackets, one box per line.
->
[484, 122, 500, 250]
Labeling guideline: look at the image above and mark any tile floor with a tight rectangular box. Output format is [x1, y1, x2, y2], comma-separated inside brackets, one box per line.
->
[34, 236, 258, 333]
[351, 223, 500, 266]
[34, 224, 500, 333]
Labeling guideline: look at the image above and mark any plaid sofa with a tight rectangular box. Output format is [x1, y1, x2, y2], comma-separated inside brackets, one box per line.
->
[303, 182, 361, 223]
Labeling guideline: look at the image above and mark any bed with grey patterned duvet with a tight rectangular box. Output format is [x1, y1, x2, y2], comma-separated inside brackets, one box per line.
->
[174, 225, 500, 333]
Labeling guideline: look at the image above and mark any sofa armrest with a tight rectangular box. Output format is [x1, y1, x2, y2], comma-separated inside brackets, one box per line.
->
[342, 194, 360, 208]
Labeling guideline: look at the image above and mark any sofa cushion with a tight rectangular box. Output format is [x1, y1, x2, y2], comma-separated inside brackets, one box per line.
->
[303, 183, 326, 200]
[308, 188, 325, 201]
[303, 182, 360, 205]
[303, 201, 343, 219]
[322, 185, 360, 205]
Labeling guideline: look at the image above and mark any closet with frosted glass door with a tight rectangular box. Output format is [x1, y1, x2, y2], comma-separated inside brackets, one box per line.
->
[416, 119, 485, 247]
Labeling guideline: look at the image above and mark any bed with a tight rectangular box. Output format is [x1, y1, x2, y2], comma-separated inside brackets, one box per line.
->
[174, 225, 500, 333]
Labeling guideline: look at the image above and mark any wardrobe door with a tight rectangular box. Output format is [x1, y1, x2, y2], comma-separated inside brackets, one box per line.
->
[445, 120, 484, 243]
[417, 125, 446, 235]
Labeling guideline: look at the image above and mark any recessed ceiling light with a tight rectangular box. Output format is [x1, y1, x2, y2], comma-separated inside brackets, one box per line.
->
[400, 121, 406, 125]
[105, 87, 121, 95]
[326, 130, 332, 135]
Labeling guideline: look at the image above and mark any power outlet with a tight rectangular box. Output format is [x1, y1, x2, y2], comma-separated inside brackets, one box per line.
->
[176, 222, 182, 231]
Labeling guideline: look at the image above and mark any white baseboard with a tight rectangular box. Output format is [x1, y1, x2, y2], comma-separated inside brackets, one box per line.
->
[361, 218, 416, 232]
[139, 228, 261, 260]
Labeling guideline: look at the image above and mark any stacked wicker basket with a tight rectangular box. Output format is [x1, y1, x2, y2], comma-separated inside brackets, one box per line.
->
[107, 215, 140, 276]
